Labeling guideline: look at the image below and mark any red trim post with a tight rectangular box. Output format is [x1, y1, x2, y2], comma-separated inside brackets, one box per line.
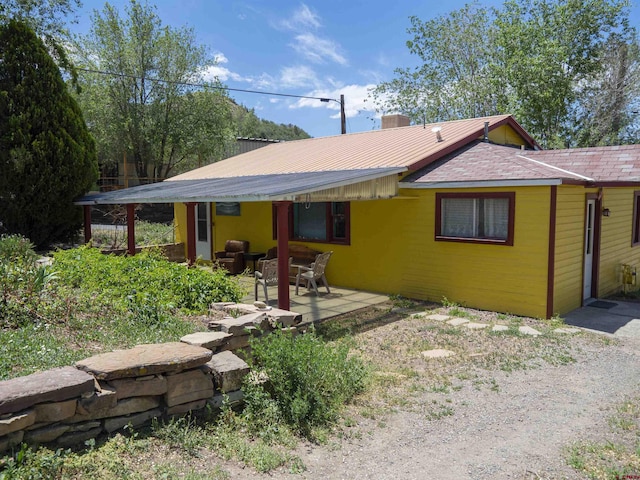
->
[185, 202, 197, 266]
[126, 203, 136, 256]
[83, 205, 92, 244]
[274, 201, 292, 311]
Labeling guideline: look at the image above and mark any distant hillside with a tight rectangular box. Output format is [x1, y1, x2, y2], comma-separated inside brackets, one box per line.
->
[230, 101, 311, 141]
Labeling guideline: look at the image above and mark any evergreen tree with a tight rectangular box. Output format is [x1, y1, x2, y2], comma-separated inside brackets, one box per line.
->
[0, 20, 98, 248]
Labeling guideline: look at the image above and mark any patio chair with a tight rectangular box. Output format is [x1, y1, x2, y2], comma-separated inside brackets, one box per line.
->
[214, 240, 249, 274]
[255, 257, 292, 303]
[295, 251, 333, 296]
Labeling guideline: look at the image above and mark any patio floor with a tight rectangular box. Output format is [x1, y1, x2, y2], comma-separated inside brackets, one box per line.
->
[238, 276, 389, 324]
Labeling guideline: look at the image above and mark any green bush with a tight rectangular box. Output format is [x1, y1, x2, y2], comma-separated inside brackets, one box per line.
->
[246, 329, 368, 438]
[52, 245, 244, 314]
[0, 234, 56, 328]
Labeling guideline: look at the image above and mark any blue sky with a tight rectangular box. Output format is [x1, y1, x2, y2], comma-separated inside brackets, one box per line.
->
[72, 1, 640, 138]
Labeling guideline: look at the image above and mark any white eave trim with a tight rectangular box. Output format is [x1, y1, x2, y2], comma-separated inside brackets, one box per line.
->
[400, 178, 565, 189]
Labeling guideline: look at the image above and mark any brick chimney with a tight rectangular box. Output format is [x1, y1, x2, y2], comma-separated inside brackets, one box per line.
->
[381, 114, 410, 129]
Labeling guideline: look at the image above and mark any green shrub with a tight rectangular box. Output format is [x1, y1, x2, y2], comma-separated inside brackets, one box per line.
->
[0, 234, 57, 328]
[246, 329, 368, 438]
[52, 246, 244, 314]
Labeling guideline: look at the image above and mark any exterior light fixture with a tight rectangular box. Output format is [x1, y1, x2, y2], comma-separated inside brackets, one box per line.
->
[602, 208, 611, 217]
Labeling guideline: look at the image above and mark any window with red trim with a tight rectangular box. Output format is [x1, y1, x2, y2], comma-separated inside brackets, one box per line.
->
[633, 191, 640, 246]
[273, 202, 350, 245]
[436, 192, 515, 245]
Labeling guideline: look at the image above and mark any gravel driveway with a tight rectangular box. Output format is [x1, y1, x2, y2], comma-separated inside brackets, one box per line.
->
[219, 318, 640, 479]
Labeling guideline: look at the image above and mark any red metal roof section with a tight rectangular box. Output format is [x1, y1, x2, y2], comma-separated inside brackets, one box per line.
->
[170, 115, 533, 181]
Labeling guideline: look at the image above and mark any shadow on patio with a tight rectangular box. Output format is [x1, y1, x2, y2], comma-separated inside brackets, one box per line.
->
[237, 275, 389, 325]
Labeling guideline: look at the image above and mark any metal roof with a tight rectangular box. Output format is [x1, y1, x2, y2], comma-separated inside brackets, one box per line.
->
[169, 115, 533, 180]
[76, 168, 405, 205]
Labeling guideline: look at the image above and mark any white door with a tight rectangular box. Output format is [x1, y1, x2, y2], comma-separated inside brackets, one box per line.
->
[195, 202, 212, 261]
[583, 199, 595, 301]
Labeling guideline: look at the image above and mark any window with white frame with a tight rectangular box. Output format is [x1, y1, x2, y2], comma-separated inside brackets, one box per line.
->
[436, 192, 515, 245]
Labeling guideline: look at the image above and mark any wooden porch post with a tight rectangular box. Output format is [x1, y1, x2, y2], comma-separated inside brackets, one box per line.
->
[127, 203, 136, 256]
[274, 201, 292, 311]
[83, 205, 92, 244]
[185, 202, 197, 266]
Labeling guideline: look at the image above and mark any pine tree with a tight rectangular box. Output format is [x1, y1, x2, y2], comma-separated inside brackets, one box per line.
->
[0, 20, 97, 248]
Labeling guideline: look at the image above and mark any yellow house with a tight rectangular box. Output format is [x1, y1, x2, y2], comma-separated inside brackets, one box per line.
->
[77, 114, 640, 319]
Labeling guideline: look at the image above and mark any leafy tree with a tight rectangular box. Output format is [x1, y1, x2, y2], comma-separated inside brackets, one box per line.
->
[73, 0, 235, 182]
[233, 104, 311, 140]
[0, 0, 81, 85]
[0, 20, 98, 248]
[372, 4, 498, 123]
[373, 0, 635, 148]
[570, 29, 640, 146]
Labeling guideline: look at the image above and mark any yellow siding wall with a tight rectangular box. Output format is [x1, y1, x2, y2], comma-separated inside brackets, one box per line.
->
[552, 186, 594, 315]
[488, 125, 528, 147]
[598, 187, 640, 297]
[174, 187, 552, 318]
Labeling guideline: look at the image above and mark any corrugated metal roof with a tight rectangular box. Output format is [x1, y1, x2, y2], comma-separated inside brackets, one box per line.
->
[170, 115, 527, 180]
[76, 168, 405, 205]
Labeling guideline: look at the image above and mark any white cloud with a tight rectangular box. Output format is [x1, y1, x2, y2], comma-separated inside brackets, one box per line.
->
[201, 53, 247, 82]
[279, 65, 319, 88]
[291, 33, 347, 66]
[291, 84, 378, 118]
[277, 3, 321, 31]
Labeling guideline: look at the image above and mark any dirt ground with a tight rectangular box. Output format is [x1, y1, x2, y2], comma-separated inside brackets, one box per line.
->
[213, 306, 640, 480]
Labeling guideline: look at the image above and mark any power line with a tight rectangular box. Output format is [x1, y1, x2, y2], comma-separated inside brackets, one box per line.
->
[76, 67, 347, 134]
[76, 67, 339, 103]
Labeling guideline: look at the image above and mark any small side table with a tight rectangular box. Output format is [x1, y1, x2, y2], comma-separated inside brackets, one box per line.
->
[244, 252, 265, 273]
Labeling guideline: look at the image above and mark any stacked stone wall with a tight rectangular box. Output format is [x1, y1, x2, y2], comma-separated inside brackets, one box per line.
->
[0, 302, 301, 453]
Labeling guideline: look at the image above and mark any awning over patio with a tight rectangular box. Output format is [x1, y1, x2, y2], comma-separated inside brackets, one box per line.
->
[75, 168, 406, 205]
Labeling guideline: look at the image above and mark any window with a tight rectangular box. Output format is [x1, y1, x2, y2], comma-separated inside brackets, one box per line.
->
[633, 191, 640, 246]
[274, 202, 350, 244]
[436, 192, 515, 245]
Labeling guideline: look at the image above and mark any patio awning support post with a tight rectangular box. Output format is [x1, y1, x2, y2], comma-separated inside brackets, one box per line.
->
[274, 201, 292, 311]
[127, 203, 136, 256]
[185, 202, 197, 266]
[83, 205, 92, 244]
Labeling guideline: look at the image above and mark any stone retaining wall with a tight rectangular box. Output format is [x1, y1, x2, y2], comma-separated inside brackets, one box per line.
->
[0, 302, 302, 453]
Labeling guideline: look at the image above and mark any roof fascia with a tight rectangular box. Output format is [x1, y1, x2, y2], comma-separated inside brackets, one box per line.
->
[406, 115, 539, 173]
[400, 179, 565, 189]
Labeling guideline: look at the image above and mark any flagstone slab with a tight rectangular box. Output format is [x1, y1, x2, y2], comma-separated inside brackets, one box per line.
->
[209, 313, 269, 335]
[426, 314, 450, 322]
[465, 322, 489, 330]
[492, 324, 510, 332]
[76, 342, 212, 380]
[447, 317, 469, 326]
[206, 351, 250, 393]
[180, 331, 232, 350]
[519, 326, 542, 336]
[0, 366, 95, 416]
[421, 349, 456, 358]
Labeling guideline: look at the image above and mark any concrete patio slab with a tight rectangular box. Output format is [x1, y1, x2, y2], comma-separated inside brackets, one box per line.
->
[240, 279, 389, 324]
[563, 300, 640, 337]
